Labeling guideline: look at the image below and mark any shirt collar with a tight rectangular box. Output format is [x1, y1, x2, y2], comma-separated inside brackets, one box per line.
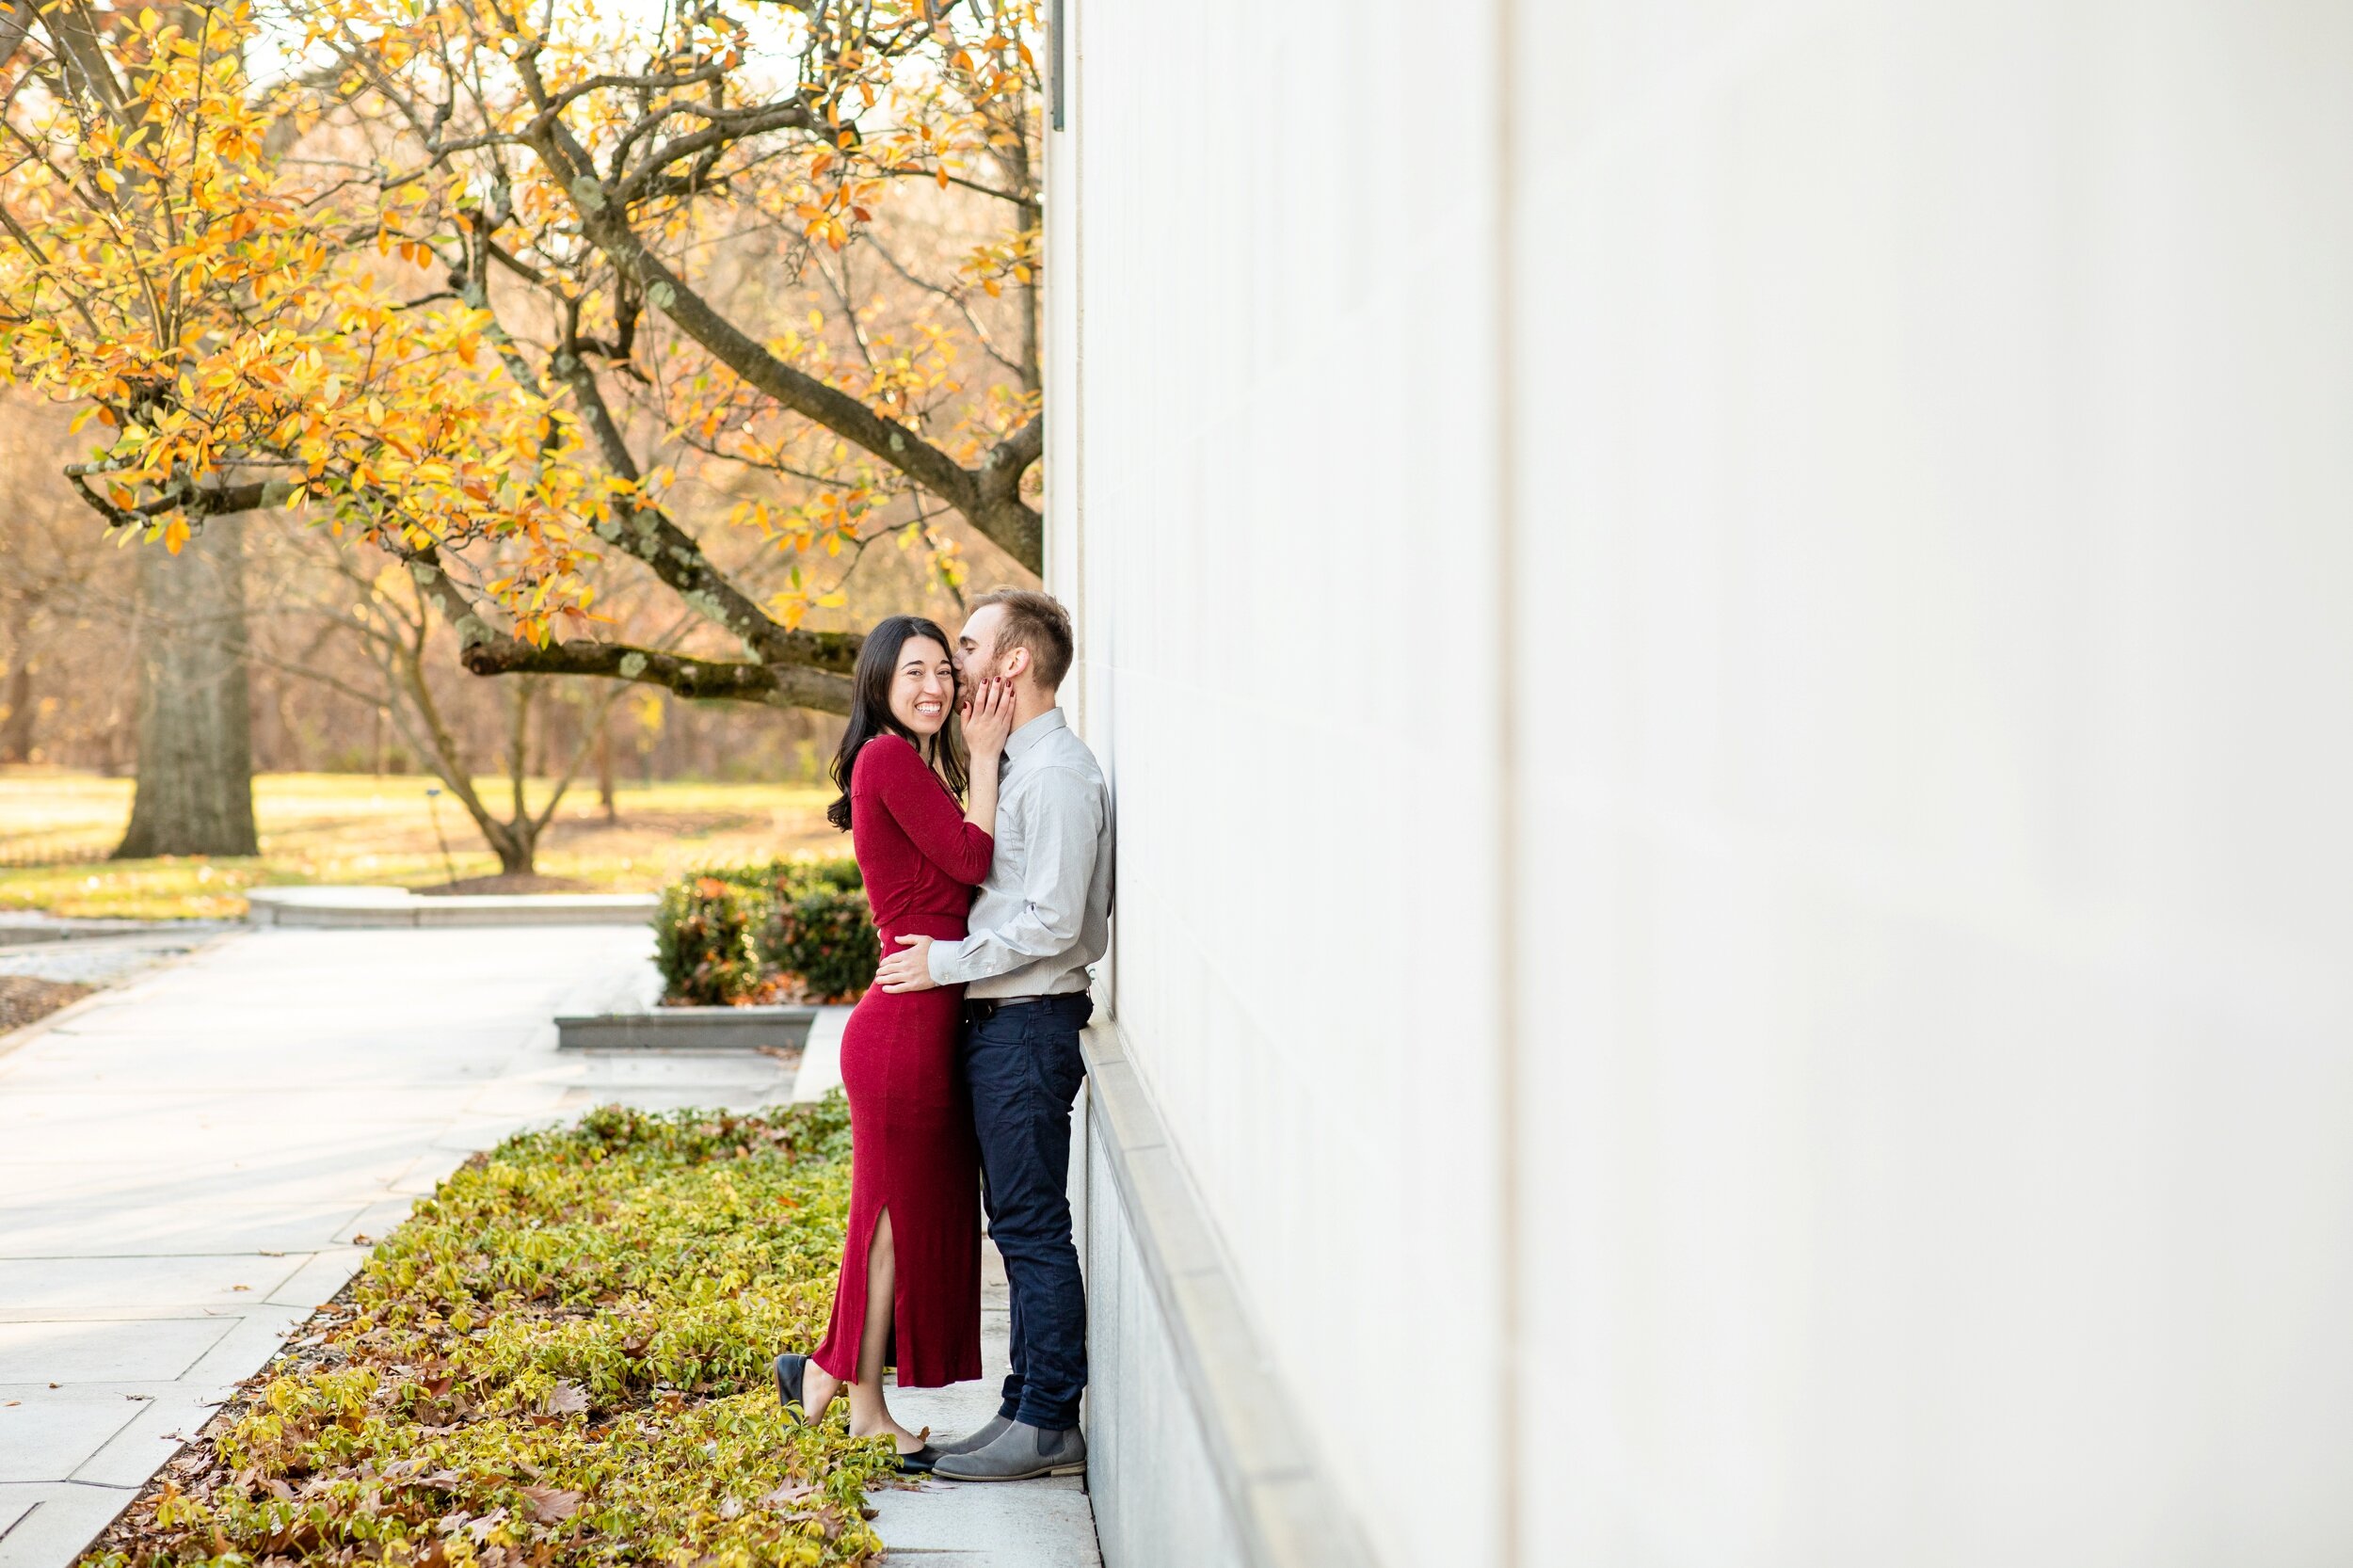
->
[1004, 706, 1067, 761]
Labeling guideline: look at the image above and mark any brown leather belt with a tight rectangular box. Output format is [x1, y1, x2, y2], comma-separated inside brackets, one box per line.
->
[963, 995, 1051, 1022]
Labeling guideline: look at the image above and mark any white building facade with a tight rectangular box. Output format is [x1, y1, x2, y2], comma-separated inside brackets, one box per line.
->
[1044, 4, 2353, 1565]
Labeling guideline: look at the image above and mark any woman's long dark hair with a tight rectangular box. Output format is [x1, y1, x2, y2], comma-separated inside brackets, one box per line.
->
[826, 615, 968, 832]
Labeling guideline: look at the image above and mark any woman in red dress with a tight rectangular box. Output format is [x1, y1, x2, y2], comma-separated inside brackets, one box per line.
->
[773, 616, 1013, 1470]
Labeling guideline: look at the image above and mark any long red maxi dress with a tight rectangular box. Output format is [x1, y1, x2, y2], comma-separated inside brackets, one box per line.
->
[810, 733, 991, 1387]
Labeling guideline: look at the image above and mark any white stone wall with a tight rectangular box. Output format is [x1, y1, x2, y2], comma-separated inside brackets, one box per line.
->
[1048, 0, 1513, 1562]
[1513, 5, 2353, 1563]
[1050, 2, 2353, 1564]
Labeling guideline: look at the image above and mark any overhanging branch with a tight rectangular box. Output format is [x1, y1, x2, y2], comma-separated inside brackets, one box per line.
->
[456, 632, 854, 712]
[399, 546, 858, 713]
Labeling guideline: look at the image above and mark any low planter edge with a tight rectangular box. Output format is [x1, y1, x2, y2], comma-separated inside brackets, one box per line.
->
[554, 1003, 818, 1051]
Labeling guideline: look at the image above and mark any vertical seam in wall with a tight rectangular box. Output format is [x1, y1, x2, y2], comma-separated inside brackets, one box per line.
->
[1067, 0, 1104, 1019]
[1492, 0, 1524, 1563]
[1064, 0, 1084, 742]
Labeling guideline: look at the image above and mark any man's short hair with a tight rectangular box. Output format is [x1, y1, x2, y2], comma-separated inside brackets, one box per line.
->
[973, 588, 1075, 691]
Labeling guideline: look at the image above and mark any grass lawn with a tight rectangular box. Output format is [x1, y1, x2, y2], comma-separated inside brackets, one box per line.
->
[83, 1100, 895, 1568]
[0, 771, 845, 919]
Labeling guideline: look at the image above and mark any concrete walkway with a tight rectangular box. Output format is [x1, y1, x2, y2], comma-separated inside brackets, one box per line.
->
[0, 927, 1100, 1568]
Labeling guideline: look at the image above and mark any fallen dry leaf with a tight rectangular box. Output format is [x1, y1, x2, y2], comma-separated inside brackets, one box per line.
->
[520, 1485, 583, 1523]
[539, 1383, 590, 1416]
[760, 1481, 816, 1509]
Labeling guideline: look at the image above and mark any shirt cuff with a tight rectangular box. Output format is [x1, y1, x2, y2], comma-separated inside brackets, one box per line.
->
[926, 937, 973, 985]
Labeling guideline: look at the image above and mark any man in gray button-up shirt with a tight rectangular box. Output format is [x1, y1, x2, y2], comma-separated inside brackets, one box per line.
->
[920, 705, 1111, 998]
[874, 589, 1111, 1481]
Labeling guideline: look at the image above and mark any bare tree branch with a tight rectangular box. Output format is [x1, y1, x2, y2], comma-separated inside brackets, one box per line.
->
[510, 91, 1045, 568]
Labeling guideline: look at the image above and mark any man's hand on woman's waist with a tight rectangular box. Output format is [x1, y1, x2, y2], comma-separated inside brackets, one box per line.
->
[877, 935, 939, 993]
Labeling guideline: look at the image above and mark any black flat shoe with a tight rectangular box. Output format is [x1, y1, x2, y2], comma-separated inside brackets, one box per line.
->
[893, 1444, 941, 1475]
[773, 1352, 808, 1416]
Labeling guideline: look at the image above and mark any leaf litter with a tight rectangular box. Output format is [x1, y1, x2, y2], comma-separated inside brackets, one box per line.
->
[79, 1100, 903, 1568]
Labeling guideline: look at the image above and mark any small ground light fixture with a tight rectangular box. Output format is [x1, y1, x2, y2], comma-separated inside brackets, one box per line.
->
[424, 787, 459, 888]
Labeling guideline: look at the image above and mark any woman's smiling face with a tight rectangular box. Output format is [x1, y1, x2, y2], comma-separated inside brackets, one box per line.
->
[888, 634, 957, 737]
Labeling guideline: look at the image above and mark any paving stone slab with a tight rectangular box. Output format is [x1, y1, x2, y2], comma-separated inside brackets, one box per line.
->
[870, 1480, 1099, 1566]
[69, 1385, 224, 1487]
[0, 1394, 144, 1483]
[265, 1249, 368, 1310]
[0, 1201, 373, 1260]
[428, 1116, 552, 1155]
[178, 1304, 313, 1388]
[390, 1147, 474, 1195]
[0, 1155, 426, 1208]
[458, 1080, 575, 1118]
[0, 1319, 233, 1384]
[0, 1482, 140, 1568]
[551, 1054, 803, 1087]
[332, 1197, 417, 1247]
[0, 1255, 305, 1314]
[0, 1117, 455, 1167]
[551, 1087, 787, 1113]
[0, 1048, 531, 1091]
[0, 1087, 496, 1128]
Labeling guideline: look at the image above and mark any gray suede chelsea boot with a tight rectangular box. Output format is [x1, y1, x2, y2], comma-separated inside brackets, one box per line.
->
[932, 1413, 1015, 1458]
[931, 1419, 1086, 1481]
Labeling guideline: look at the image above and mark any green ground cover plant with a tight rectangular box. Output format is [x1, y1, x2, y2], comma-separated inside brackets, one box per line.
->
[84, 1101, 894, 1568]
[654, 862, 876, 1006]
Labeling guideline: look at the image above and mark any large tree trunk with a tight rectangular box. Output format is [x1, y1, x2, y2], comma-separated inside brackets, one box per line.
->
[487, 822, 536, 876]
[115, 525, 259, 858]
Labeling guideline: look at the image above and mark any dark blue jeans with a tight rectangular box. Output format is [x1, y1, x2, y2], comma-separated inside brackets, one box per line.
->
[962, 991, 1093, 1431]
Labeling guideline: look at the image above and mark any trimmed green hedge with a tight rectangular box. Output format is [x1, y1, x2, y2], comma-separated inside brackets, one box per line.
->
[653, 879, 763, 1007]
[655, 859, 876, 1006]
[84, 1100, 892, 1568]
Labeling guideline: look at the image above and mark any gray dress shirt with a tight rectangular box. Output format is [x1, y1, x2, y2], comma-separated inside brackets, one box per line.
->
[927, 707, 1112, 999]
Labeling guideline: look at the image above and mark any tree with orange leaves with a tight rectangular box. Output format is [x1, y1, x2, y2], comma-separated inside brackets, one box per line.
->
[0, 0, 1046, 734]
